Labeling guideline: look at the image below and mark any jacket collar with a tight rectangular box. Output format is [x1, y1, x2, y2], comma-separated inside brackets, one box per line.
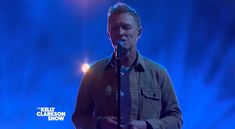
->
[105, 51, 145, 72]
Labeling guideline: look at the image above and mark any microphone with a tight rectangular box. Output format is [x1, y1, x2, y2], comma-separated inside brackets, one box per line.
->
[115, 40, 124, 60]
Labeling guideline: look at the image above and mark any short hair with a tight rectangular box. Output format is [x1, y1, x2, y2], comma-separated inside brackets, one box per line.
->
[107, 2, 142, 29]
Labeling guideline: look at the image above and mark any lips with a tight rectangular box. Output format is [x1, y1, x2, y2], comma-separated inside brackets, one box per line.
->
[119, 39, 125, 41]
[117, 39, 126, 43]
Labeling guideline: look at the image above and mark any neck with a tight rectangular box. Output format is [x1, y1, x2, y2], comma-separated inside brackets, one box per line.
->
[120, 48, 137, 67]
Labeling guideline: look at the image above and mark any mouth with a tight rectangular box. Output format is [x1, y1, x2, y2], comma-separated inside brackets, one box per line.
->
[117, 39, 126, 42]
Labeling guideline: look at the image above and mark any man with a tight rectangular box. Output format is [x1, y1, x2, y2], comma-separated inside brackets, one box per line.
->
[72, 2, 183, 129]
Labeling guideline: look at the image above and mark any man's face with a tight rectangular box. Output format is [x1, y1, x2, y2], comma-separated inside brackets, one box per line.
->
[108, 12, 140, 51]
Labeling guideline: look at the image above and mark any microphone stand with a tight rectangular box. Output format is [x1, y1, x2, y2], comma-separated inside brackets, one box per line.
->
[115, 42, 123, 129]
[116, 57, 121, 129]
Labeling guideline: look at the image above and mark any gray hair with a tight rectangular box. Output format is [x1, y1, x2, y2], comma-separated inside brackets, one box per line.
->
[107, 2, 142, 29]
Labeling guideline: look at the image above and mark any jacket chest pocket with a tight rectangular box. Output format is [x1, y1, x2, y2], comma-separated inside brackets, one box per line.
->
[140, 87, 161, 119]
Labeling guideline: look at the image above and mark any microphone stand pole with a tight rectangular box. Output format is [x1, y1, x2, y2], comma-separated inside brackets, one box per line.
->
[116, 57, 121, 129]
[116, 43, 122, 129]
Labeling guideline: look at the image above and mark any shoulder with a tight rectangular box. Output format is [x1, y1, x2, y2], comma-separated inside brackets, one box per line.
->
[85, 56, 110, 76]
[90, 57, 110, 69]
[141, 57, 173, 88]
[142, 56, 167, 74]
[81, 57, 110, 84]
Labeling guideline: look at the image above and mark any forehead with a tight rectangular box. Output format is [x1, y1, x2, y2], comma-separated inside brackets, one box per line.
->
[108, 12, 138, 26]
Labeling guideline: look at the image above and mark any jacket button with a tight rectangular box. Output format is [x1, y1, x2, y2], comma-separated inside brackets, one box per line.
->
[153, 93, 156, 97]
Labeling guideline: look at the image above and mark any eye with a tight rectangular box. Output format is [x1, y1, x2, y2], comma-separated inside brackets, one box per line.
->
[123, 25, 132, 30]
[110, 25, 133, 32]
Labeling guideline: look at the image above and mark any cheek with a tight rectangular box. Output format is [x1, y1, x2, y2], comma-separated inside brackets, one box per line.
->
[112, 42, 117, 47]
[108, 34, 115, 42]
[109, 37, 117, 47]
[109, 33, 118, 39]
[129, 32, 139, 41]
[129, 29, 139, 36]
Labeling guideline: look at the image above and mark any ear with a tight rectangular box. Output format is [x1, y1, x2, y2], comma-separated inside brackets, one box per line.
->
[138, 28, 142, 36]
[107, 32, 110, 39]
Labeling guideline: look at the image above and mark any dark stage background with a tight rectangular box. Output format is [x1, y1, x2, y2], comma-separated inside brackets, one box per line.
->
[1, 0, 235, 129]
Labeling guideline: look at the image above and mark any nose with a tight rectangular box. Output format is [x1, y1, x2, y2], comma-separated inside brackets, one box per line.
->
[118, 27, 125, 36]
